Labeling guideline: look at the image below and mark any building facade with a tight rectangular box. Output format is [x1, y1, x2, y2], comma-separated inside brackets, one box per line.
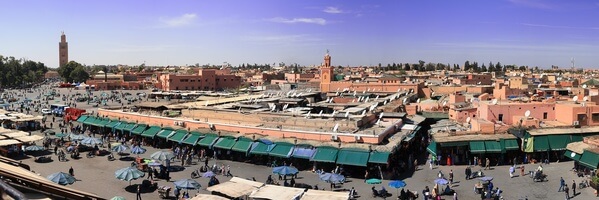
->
[158, 69, 242, 91]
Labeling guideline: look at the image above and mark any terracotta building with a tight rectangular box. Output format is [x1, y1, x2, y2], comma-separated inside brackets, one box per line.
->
[158, 68, 242, 91]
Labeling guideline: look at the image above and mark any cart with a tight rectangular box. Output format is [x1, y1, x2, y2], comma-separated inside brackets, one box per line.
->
[158, 186, 171, 199]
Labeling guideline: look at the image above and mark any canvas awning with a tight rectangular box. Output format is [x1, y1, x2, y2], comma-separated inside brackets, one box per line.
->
[369, 151, 390, 164]
[83, 117, 96, 125]
[0, 139, 21, 146]
[114, 122, 129, 131]
[231, 137, 253, 153]
[182, 132, 203, 146]
[469, 141, 486, 153]
[141, 126, 162, 138]
[269, 142, 294, 158]
[156, 129, 175, 139]
[533, 136, 550, 152]
[213, 137, 236, 150]
[564, 150, 581, 161]
[292, 146, 316, 159]
[207, 177, 263, 199]
[548, 135, 571, 151]
[249, 185, 304, 200]
[250, 142, 275, 155]
[579, 150, 599, 169]
[105, 120, 121, 129]
[336, 148, 370, 167]
[124, 123, 137, 132]
[427, 141, 438, 157]
[484, 141, 502, 153]
[95, 118, 110, 127]
[167, 130, 188, 143]
[131, 124, 148, 135]
[300, 189, 350, 200]
[76, 115, 88, 123]
[311, 146, 339, 163]
[189, 194, 229, 200]
[197, 134, 219, 147]
[2, 132, 29, 138]
[502, 139, 519, 151]
[15, 135, 44, 143]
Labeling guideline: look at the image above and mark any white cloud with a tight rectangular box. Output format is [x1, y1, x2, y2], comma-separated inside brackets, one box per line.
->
[267, 17, 327, 25]
[242, 34, 329, 46]
[160, 13, 197, 27]
[323, 7, 343, 14]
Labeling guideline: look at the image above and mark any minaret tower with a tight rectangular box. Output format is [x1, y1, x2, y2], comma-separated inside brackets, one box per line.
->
[320, 50, 334, 92]
[59, 32, 69, 67]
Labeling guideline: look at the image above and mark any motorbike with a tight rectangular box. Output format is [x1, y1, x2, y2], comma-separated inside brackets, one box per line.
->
[191, 168, 201, 179]
[579, 179, 589, 189]
[86, 151, 95, 158]
[107, 154, 115, 161]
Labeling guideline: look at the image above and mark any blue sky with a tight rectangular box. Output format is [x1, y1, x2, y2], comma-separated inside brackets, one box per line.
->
[1, 0, 599, 68]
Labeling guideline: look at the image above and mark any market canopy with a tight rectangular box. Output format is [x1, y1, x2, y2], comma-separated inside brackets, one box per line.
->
[292, 146, 316, 159]
[207, 177, 263, 199]
[564, 150, 581, 161]
[105, 120, 122, 129]
[231, 137, 253, 153]
[336, 148, 370, 167]
[15, 135, 44, 143]
[76, 115, 88, 123]
[141, 126, 162, 138]
[469, 141, 486, 153]
[369, 151, 390, 164]
[502, 139, 519, 151]
[579, 150, 599, 169]
[156, 129, 175, 139]
[197, 134, 219, 147]
[95, 118, 110, 127]
[249, 185, 304, 200]
[182, 132, 204, 146]
[2, 131, 29, 138]
[213, 137, 236, 150]
[167, 130, 188, 143]
[131, 124, 148, 135]
[250, 141, 275, 155]
[0, 139, 21, 146]
[300, 189, 349, 200]
[114, 122, 129, 131]
[123, 123, 137, 132]
[427, 141, 438, 157]
[83, 117, 97, 125]
[269, 142, 294, 158]
[311, 146, 339, 163]
[533, 136, 550, 152]
[484, 141, 502, 153]
[548, 135, 571, 151]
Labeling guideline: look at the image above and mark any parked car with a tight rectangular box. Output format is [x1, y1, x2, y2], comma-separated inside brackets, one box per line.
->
[41, 109, 52, 115]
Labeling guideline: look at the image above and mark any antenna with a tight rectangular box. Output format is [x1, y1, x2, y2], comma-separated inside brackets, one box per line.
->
[525, 110, 531, 118]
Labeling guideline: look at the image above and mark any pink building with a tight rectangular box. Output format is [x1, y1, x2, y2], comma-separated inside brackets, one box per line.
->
[477, 100, 556, 125]
[158, 69, 242, 91]
[452, 73, 493, 85]
[555, 102, 599, 126]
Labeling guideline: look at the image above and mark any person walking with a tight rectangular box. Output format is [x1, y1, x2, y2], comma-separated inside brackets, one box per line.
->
[559, 177, 565, 192]
[572, 180, 576, 196]
[226, 165, 232, 177]
[564, 184, 569, 200]
[429, 157, 433, 170]
[136, 185, 142, 200]
[449, 169, 454, 184]
[147, 168, 153, 180]
[485, 158, 490, 170]
[68, 167, 74, 176]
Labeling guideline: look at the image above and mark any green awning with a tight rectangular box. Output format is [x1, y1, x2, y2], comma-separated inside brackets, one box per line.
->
[124, 123, 137, 132]
[484, 141, 502, 153]
[311, 146, 339, 163]
[269, 142, 294, 158]
[502, 139, 519, 151]
[141, 126, 162, 138]
[427, 141, 437, 157]
[231, 137, 253, 153]
[250, 142, 273, 155]
[336, 148, 370, 167]
[156, 129, 174, 139]
[83, 117, 96, 125]
[105, 120, 121, 129]
[571, 135, 584, 142]
[76, 115, 88, 123]
[182, 133, 203, 146]
[131, 124, 148, 135]
[469, 141, 486, 153]
[533, 136, 550, 152]
[213, 137, 236, 150]
[579, 150, 599, 169]
[369, 151, 390, 164]
[114, 122, 129, 131]
[95, 119, 110, 127]
[168, 130, 188, 142]
[197, 134, 219, 147]
[548, 135, 571, 151]
[564, 150, 581, 161]
[439, 141, 469, 147]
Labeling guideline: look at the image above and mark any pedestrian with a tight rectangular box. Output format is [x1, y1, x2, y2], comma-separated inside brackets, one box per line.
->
[485, 158, 490, 170]
[473, 156, 478, 167]
[572, 180, 576, 196]
[564, 184, 569, 200]
[364, 170, 369, 182]
[559, 177, 565, 192]
[54, 145, 58, 155]
[226, 165, 232, 177]
[449, 169, 454, 184]
[204, 156, 209, 167]
[453, 192, 458, 200]
[521, 165, 525, 176]
[136, 185, 142, 200]
[148, 168, 153, 180]
[509, 166, 514, 178]
[290, 177, 295, 187]
[68, 166, 74, 176]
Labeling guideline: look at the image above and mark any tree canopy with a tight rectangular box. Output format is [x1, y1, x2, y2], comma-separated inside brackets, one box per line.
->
[58, 61, 89, 83]
[0, 55, 48, 88]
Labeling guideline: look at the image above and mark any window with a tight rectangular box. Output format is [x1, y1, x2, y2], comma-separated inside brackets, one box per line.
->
[543, 112, 548, 119]
[498, 114, 504, 122]
[593, 113, 599, 122]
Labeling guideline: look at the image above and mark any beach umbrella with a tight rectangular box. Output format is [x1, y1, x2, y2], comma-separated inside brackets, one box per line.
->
[81, 137, 103, 146]
[25, 145, 45, 152]
[366, 178, 382, 184]
[69, 134, 86, 141]
[479, 176, 494, 182]
[202, 171, 216, 178]
[110, 196, 126, 200]
[434, 178, 449, 185]
[319, 173, 345, 184]
[272, 166, 299, 176]
[174, 178, 201, 191]
[150, 151, 174, 161]
[54, 133, 68, 138]
[388, 180, 407, 196]
[47, 172, 76, 185]
[115, 167, 145, 184]
[130, 146, 146, 155]
[111, 144, 128, 153]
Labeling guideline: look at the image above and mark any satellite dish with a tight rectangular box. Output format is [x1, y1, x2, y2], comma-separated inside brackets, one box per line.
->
[537, 84, 542, 88]
[525, 110, 531, 118]
[431, 91, 435, 96]
[567, 87, 572, 91]
[520, 73, 525, 77]
[403, 98, 407, 104]
[466, 117, 471, 123]
[442, 101, 447, 106]
[477, 82, 481, 85]
[417, 99, 421, 103]
[573, 96, 579, 102]
[491, 99, 498, 105]
[583, 96, 589, 101]
[583, 84, 588, 89]
[554, 80, 558, 84]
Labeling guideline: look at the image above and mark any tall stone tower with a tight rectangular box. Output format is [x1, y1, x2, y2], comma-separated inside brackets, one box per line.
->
[320, 50, 334, 92]
[59, 32, 68, 67]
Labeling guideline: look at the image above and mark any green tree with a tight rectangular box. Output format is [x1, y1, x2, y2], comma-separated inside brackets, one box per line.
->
[70, 65, 90, 83]
[481, 64, 487, 72]
[58, 61, 79, 82]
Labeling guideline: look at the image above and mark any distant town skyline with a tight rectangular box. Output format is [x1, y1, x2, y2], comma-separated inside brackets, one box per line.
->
[1, 0, 598, 68]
